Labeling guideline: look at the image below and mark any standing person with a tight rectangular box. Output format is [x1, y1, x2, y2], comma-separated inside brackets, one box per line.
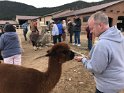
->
[67, 19, 73, 43]
[0, 24, 22, 65]
[51, 21, 59, 44]
[86, 25, 92, 50]
[26, 20, 32, 42]
[73, 15, 81, 46]
[30, 20, 39, 51]
[74, 11, 124, 93]
[57, 20, 63, 42]
[22, 21, 28, 41]
[62, 20, 67, 41]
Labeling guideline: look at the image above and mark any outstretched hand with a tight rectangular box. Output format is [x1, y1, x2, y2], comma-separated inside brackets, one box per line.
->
[74, 56, 83, 62]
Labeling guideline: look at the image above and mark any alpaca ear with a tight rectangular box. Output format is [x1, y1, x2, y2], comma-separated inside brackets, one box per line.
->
[45, 53, 50, 56]
[45, 50, 56, 56]
[45, 50, 51, 56]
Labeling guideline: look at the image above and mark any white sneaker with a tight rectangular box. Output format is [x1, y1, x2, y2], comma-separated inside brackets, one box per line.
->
[39, 46, 42, 50]
[77, 44, 81, 46]
[72, 43, 76, 45]
[33, 46, 37, 51]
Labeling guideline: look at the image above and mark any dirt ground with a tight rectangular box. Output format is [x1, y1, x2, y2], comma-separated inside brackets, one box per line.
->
[17, 29, 96, 93]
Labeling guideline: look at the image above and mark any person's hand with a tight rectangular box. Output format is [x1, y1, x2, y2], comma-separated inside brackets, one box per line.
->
[74, 56, 83, 62]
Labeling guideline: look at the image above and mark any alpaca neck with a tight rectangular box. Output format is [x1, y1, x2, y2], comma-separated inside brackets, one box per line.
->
[45, 57, 62, 90]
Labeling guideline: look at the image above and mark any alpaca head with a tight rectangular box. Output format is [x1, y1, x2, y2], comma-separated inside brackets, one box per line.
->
[46, 42, 75, 63]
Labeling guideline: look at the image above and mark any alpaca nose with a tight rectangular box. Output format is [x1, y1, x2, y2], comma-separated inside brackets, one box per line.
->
[70, 51, 75, 59]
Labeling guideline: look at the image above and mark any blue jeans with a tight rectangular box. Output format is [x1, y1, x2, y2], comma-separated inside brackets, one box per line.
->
[74, 31, 80, 44]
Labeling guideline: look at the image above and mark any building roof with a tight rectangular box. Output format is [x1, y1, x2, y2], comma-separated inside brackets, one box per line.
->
[0, 20, 18, 25]
[16, 15, 40, 20]
[52, 10, 72, 18]
[43, 10, 72, 19]
[43, 10, 66, 17]
[53, 0, 124, 18]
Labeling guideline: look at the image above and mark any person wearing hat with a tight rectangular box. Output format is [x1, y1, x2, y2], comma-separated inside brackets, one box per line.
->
[50, 20, 59, 44]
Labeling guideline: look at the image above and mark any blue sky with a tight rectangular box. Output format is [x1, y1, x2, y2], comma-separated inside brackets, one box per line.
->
[3, 0, 103, 8]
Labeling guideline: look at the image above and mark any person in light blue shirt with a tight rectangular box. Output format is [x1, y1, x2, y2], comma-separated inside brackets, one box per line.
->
[51, 21, 59, 44]
[75, 11, 124, 93]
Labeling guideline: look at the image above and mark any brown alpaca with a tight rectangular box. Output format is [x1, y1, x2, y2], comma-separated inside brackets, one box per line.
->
[0, 42, 75, 93]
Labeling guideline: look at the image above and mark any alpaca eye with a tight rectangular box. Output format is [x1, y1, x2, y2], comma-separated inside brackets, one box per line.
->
[63, 50, 68, 54]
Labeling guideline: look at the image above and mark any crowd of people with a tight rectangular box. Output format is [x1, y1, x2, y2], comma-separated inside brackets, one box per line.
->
[1, 11, 124, 93]
[0, 15, 87, 65]
[49, 15, 82, 47]
[20, 15, 82, 50]
[19, 14, 95, 53]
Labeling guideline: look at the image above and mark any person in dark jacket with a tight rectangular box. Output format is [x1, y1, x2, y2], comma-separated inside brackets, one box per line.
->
[67, 19, 73, 43]
[73, 15, 81, 46]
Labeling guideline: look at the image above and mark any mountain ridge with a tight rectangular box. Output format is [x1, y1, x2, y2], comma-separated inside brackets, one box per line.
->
[0, 0, 118, 20]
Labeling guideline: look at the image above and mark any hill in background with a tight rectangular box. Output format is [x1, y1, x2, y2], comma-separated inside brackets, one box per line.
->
[0, 0, 118, 20]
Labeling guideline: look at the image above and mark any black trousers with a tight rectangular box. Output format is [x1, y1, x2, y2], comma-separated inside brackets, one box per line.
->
[53, 35, 59, 44]
[31, 41, 37, 47]
[0, 51, 3, 60]
[69, 33, 73, 43]
[23, 30, 27, 41]
[58, 34, 62, 42]
[95, 88, 103, 93]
